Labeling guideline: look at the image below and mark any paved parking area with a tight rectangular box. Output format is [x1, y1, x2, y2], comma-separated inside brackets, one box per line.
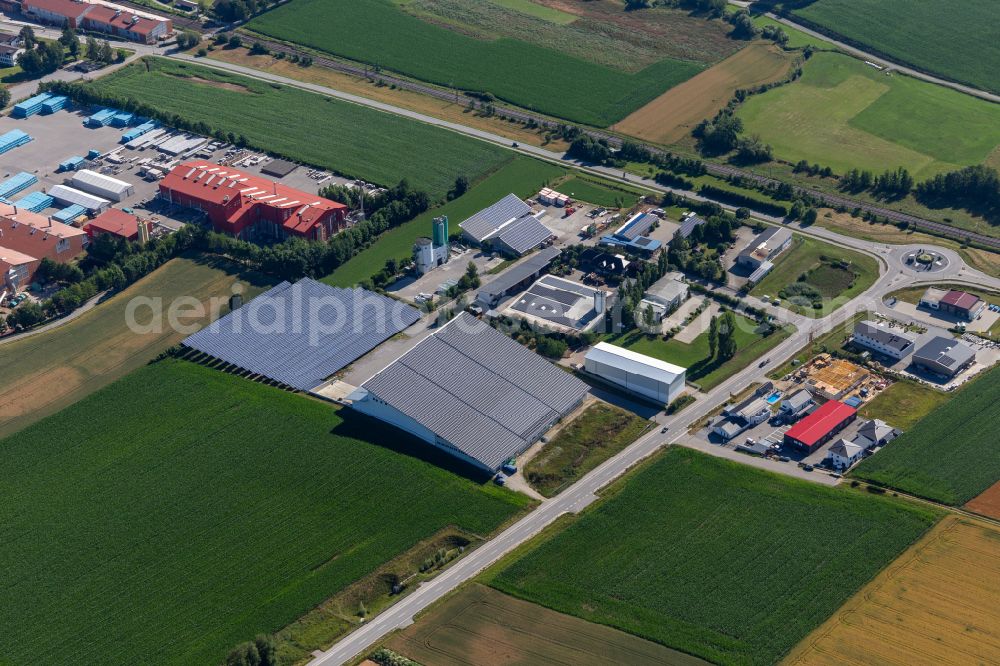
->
[888, 300, 999, 334]
[537, 203, 602, 246]
[389, 248, 502, 303]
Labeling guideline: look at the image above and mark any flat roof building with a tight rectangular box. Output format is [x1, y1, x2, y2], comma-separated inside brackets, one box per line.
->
[507, 274, 608, 332]
[920, 287, 986, 321]
[852, 320, 916, 360]
[912, 336, 976, 378]
[641, 271, 688, 319]
[584, 341, 686, 406]
[736, 227, 792, 269]
[784, 400, 857, 453]
[350, 312, 589, 472]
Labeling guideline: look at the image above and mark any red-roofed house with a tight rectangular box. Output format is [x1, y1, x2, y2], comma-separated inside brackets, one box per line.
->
[939, 289, 986, 321]
[0, 204, 88, 291]
[85, 208, 150, 241]
[19, 0, 171, 43]
[158, 162, 349, 242]
[783, 400, 857, 453]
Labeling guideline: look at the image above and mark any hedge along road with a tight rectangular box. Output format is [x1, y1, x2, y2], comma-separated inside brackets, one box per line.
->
[169, 43, 1000, 251]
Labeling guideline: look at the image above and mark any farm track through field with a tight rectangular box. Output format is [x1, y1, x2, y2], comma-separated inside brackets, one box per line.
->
[235, 34, 1000, 251]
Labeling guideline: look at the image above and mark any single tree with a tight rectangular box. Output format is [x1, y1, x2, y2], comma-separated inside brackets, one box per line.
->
[708, 314, 719, 359]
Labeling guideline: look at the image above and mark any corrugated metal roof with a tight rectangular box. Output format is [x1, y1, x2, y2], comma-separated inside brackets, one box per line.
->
[495, 215, 551, 255]
[48, 184, 110, 211]
[585, 342, 685, 385]
[459, 193, 533, 242]
[360, 312, 588, 469]
[784, 401, 856, 447]
[477, 246, 561, 301]
[183, 279, 420, 391]
[71, 169, 132, 195]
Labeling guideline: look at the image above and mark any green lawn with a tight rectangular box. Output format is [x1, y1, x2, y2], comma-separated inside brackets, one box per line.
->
[791, 0, 1000, 94]
[737, 52, 1000, 179]
[852, 365, 1000, 505]
[92, 57, 512, 198]
[524, 402, 650, 497]
[246, 0, 703, 127]
[749, 14, 828, 50]
[556, 175, 648, 209]
[489, 0, 577, 24]
[491, 447, 939, 666]
[607, 312, 793, 390]
[323, 156, 565, 287]
[749, 234, 879, 317]
[0, 359, 528, 665]
[859, 379, 950, 431]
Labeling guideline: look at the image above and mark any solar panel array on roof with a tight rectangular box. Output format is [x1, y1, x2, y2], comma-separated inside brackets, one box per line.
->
[357, 312, 588, 470]
[459, 193, 533, 242]
[678, 213, 707, 238]
[183, 278, 420, 391]
[495, 215, 552, 255]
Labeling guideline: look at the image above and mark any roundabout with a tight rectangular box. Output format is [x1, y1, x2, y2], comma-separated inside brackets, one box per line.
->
[901, 248, 949, 273]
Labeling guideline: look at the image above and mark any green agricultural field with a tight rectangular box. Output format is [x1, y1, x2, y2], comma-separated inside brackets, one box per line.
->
[92, 57, 512, 198]
[0, 255, 272, 440]
[852, 365, 1000, 506]
[556, 175, 648, 209]
[491, 447, 938, 666]
[488, 0, 576, 24]
[0, 359, 527, 665]
[246, 0, 704, 126]
[525, 401, 650, 497]
[749, 234, 879, 317]
[789, 0, 1000, 94]
[606, 312, 793, 390]
[737, 52, 1000, 178]
[323, 156, 564, 287]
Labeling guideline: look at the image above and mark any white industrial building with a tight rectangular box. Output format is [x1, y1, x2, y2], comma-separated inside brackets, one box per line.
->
[640, 271, 689, 321]
[852, 320, 916, 360]
[70, 170, 135, 202]
[47, 184, 110, 212]
[412, 216, 450, 275]
[584, 342, 686, 406]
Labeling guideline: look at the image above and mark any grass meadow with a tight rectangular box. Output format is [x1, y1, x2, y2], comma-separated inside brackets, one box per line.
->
[322, 156, 565, 286]
[0, 359, 528, 665]
[0, 255, 273, 440]
[749, 234, 879, 317]
[246, 0, 703, 126]
[791, 0, 1000, 94]
[606, 312, 793, 390]
[556, 175, 647, 208]
[93, 57, 512, 198]
[852, 365, 1000, 506]
[490, 447, 939, 666]
[738, 52, 1000, 179]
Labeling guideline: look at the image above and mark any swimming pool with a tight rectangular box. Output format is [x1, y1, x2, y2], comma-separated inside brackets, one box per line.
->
[766, 392, 782, 404]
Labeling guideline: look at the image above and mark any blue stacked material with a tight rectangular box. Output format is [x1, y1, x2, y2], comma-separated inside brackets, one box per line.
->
[85, 108, 118, 127]
[58, 156, 86, 172]
[110, 111, 134, 128]
[0, 172, 39, 199]
[87, 149, 102, 159]
[40, 95, 69, 114]
[12, 93, 51, 118]
[52, 204, 87, 223]
[10, 191, 54, 213]
[120, 120, 158, 144]
[0, 130, 32, 155]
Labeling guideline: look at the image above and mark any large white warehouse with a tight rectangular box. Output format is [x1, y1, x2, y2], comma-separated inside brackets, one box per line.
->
[70, 170, 135, 202]
[48, 184, 110, 212]
[584, 342, 686, 406]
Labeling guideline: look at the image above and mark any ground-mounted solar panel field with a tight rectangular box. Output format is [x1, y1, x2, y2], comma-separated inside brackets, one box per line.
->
[489, 447, 939, 666]
[0, 359, 528, 665]
[91, 57, 513, 198]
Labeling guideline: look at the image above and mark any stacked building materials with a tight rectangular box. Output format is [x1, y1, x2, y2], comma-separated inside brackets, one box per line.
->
[10, 191, 54, 213]
[110, 111, 134, 128]
[12, 93, 51, 118]
[0, 172, 39, 199]
[52, 204, 88, 224]
[121, 121, 158, 144]
[0, 130, 32, 155]
[40, 95, 69, 114]
[58, 156, 87, 172]
[85, 108, 118, 127]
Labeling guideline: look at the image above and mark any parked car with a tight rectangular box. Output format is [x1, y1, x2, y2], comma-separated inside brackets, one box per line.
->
[777, 455, 790, 462]
[803, 464, 814, 472]
[661, 426, 669, 433]
[493, 473, 507, 486]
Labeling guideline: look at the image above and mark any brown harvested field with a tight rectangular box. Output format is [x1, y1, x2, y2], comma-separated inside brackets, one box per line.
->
[387, 583, 708, 666]
[0, 255, 272, 439]
[966, 481, 1000, 520]
[208, 47, 569, 152]
[783, 515, 1000, 666]
[613, 43, 793, 145]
